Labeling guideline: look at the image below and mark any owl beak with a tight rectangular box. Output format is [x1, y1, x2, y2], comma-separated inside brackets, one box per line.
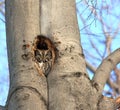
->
[39, 62, 44, 67]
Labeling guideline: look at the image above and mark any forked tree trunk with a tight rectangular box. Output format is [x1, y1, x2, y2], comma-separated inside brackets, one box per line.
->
[5, 0, 120, 110]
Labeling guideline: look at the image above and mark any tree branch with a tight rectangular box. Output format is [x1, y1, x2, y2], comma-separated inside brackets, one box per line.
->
[92, 48, 120, 93]
[99, 96, 115, 110]
[86, 61, 96, 73]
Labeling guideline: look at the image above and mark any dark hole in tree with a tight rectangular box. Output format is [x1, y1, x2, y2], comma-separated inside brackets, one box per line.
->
[37, 42, 48, 50]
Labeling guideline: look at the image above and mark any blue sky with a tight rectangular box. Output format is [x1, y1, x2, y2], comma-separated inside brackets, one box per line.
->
[0, 0, 120, 106]
[0, 14, 9, 105]
[76, 0, 120, 70]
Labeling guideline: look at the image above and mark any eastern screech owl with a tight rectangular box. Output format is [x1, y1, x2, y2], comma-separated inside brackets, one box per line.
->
[34, 49, 52, 76]
[32, 35, 56, 76]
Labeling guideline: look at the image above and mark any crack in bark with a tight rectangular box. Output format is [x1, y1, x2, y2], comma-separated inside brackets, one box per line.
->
[91, 81, 99, 92]
[60, 72, 83, 79]
[97, 95, 103, 110]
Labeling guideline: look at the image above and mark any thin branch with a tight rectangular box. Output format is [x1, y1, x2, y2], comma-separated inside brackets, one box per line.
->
[92, 48, 120, 94]
[0, 17, 5, 22]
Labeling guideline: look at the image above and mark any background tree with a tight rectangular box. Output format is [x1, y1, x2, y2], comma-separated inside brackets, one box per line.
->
[76, 0, 120, 97]
[0, 0, 120, 110]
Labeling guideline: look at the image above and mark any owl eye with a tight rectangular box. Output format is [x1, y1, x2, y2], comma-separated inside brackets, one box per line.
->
[34, 50, 42, 62]
[35, 55, 41, 62]
[34, 50, 40, 56]
[45, 51, 52, 59]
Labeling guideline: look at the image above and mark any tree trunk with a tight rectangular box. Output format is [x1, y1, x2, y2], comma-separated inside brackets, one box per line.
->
[5, 0, 47, 110]
[46, 0, 94, 109]
[5, 0, 120, 110]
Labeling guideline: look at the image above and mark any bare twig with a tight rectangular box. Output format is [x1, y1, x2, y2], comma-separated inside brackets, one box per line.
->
[0, 17, 5, 22]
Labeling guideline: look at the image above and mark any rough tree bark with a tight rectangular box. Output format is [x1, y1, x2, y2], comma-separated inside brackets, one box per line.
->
[5, 0, 120, 110]
[5, 0, 47, 110]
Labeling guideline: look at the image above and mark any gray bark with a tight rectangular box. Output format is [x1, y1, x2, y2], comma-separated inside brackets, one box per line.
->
[5, 0, 47, 110]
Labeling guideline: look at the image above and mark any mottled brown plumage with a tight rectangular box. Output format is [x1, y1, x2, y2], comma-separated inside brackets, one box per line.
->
[32, 35, 56, 76]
